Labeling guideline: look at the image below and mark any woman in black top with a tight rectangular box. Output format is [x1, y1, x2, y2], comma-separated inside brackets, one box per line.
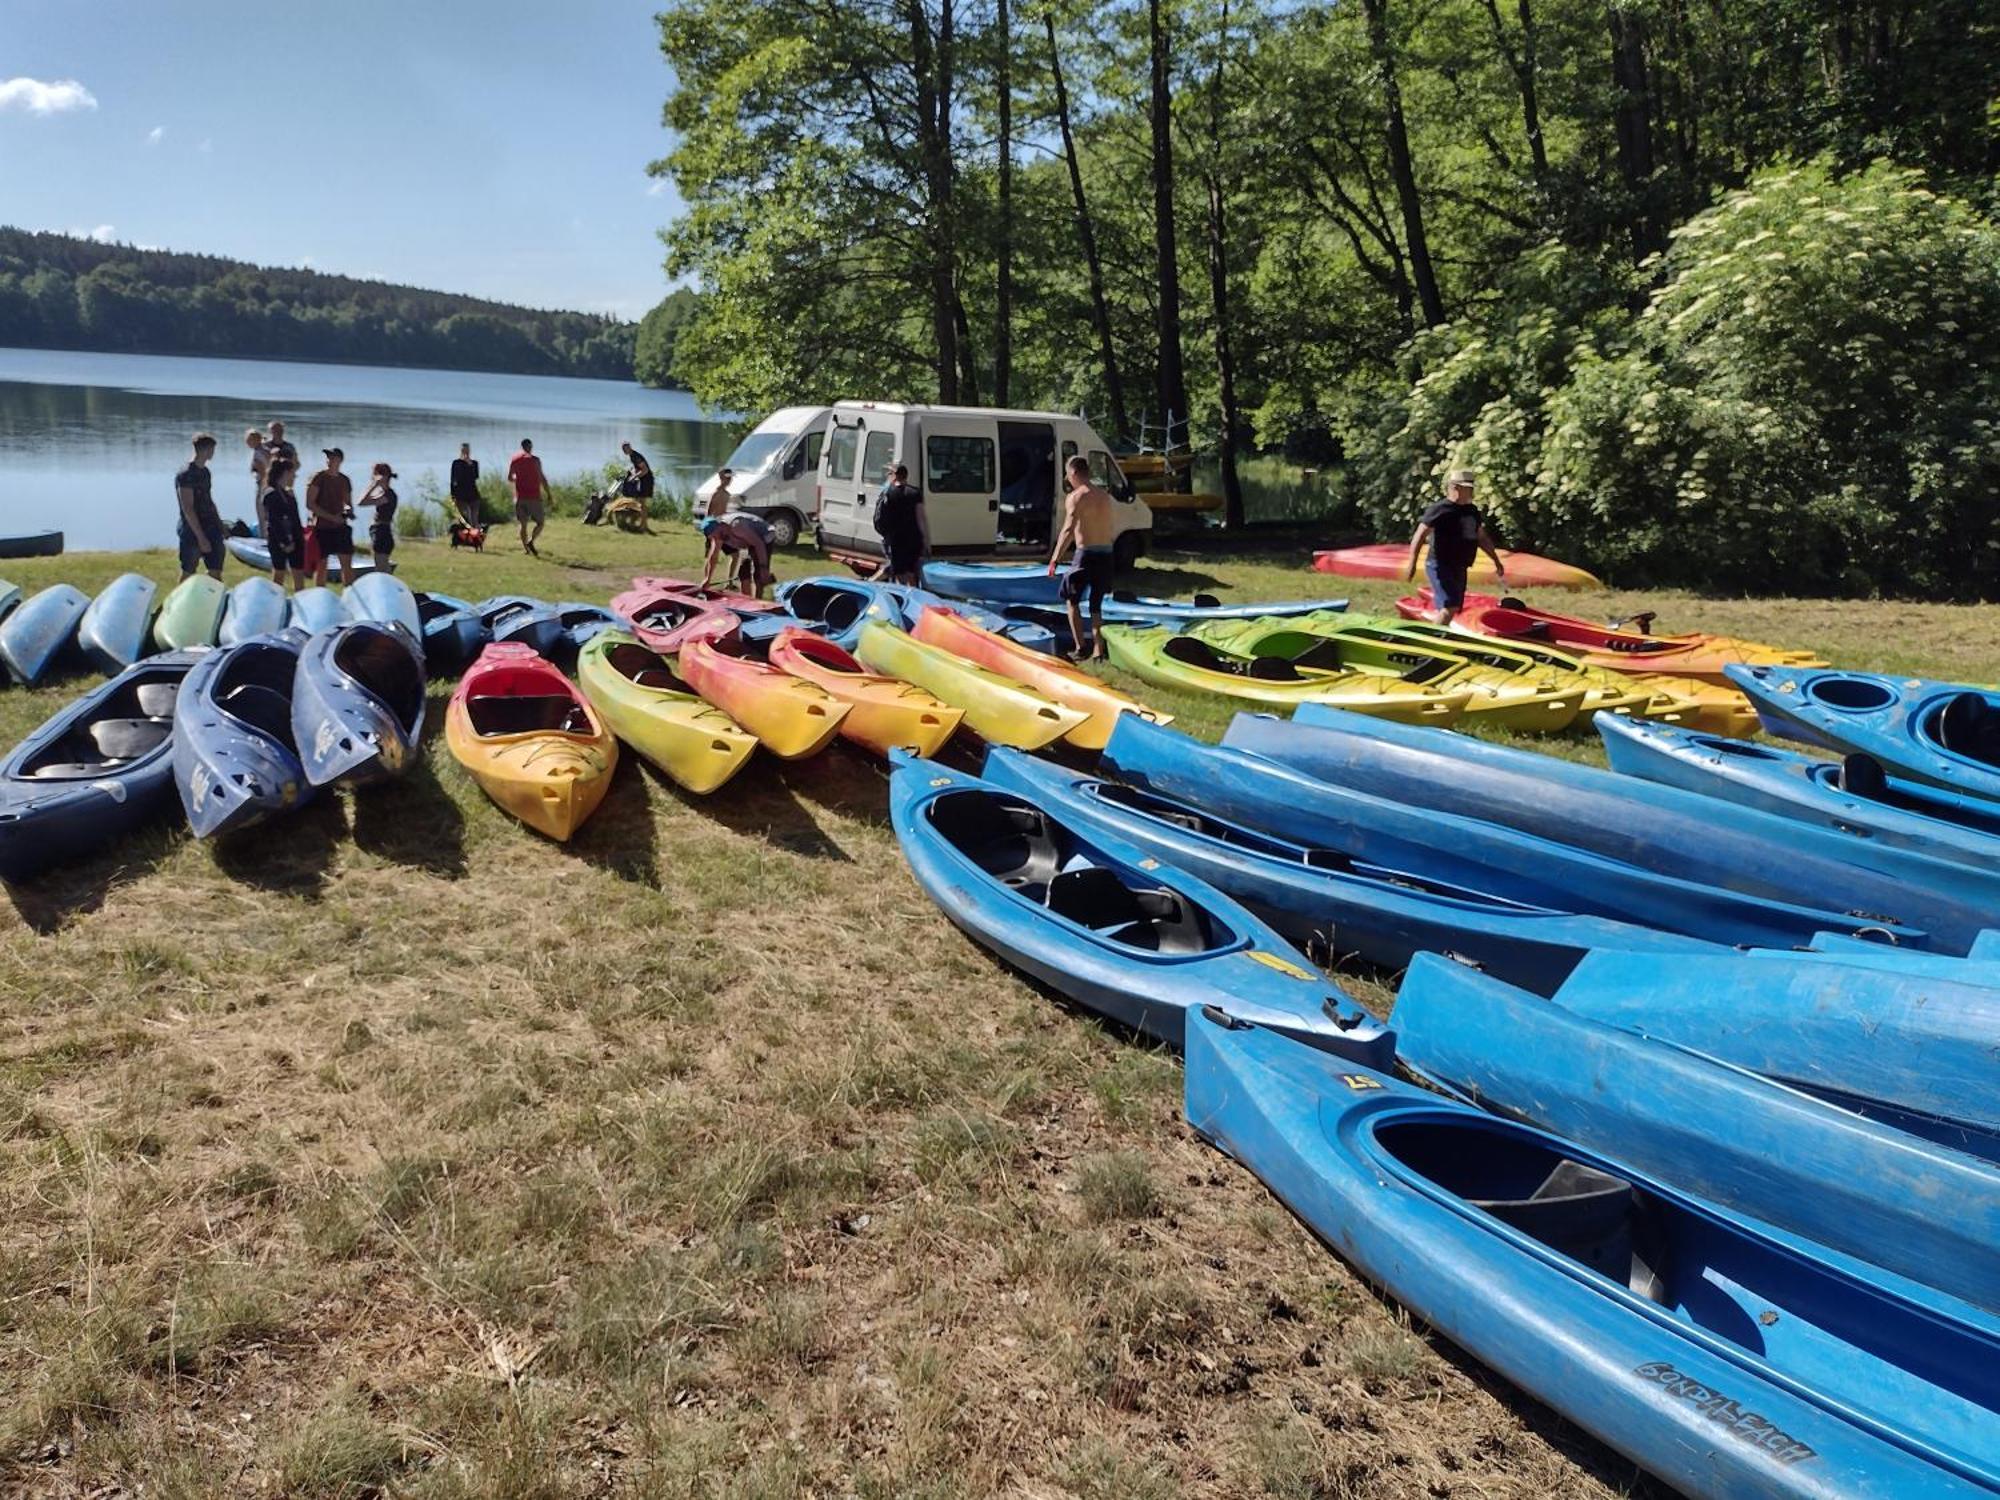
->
[263, 457, 308, 592]
[360, 463, 400, 574]
[449, 443, 481, 528]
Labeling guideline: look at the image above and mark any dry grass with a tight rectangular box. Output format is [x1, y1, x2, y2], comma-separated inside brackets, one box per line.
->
[5, 519, 1986, 1496]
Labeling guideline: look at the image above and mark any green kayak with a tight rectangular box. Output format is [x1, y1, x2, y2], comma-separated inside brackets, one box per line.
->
[1100, 625, 1471, 724]
[154, 574, 228, 651]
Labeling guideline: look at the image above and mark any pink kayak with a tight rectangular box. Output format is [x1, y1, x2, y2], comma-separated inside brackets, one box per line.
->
[1312, 543, 1602, 590]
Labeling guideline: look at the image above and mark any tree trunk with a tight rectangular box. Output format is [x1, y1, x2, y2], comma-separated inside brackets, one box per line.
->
[993, 0, 1012, 407]
[1148, 0, 1191, 445]
[1609, 2, 1663, 261]
[1205, 0, 1244, 526]
[1360, 0, 1445, 327]
[1480, 0, 1549, 189]
[1046, 15, 1130, 441]
[911, 0, 960, 399]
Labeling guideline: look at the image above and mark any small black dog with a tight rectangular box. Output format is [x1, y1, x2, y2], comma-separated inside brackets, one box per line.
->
[449, 522, 487, 552]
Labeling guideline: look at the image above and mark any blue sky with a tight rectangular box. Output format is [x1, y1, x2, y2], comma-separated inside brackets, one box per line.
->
[0, 0, 682, 319]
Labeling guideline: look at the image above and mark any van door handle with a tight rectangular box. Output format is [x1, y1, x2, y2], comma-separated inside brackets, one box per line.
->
[988, 499, 998, 511]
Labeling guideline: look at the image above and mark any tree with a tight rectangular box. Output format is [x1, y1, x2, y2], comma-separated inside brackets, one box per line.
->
[634, 288, 701, 388]
[1146, 0, 1192, 444]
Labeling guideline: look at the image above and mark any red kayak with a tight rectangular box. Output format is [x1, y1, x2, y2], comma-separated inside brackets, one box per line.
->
[610, 583, 739, 655]
[629, 575, 779, 615]
[1313, 543, 1602, 590]
[1406, 591, 1824, 665]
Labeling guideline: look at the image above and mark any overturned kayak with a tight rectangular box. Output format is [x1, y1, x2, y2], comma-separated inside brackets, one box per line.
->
[767, 627, 961, 758]
[413, 592, 488, 674]
[0, 651, 200, 880]
[287, 586, 345, 635]
[1315, 542, 1602, 589]
[77, 573, 159, 674]
[577, 630, 757, 795]
[154, 574, 228, 651]
[678, 636, 849, 759]
[1183, 1006, 2000, 1500]
[1103, 625, 1471, 724]
[0, 584, 89, 686]
[891, 756, 1393, 1060]
[290, 621, 428, 787]
[342, 571, 424, 643]
[446, 643, 617, 841]
[172, 628, 315, 837]
[475, 596, 568, 659]
[0, 530, 62, 559]
[856, 621, 1086, 750]
[226, 535, 371, 581]
[218, 576, 291, 647]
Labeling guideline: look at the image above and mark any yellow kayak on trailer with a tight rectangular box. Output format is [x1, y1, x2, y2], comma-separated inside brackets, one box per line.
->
[577, 629, 757, 795]
[446, 642, 618, 842]
[1102, 625, 1471, 725]
[855, 620, 1089, 750]
[767, 627, 963, 758]
[910, 603, 1168, 750]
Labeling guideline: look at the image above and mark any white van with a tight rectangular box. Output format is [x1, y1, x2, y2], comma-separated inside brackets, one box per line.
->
[694, 405, 832, 546]
[813, 402, 1152, 568]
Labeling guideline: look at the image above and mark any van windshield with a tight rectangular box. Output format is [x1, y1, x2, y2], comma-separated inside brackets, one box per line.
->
[722, 430, 795, 474]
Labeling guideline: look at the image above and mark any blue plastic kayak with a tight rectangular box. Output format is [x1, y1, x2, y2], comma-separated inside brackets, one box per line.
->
[0, 584, 89, 686]
[1730, 665, 2000, 802]
[287, 586, 345, 634]
[551, 603, 622, 653]
[226, 534, 372, 581]
[1556, 948, 2000, 1154]
[0, 651, 199, 880]
[888, 754, 1392, 1060]
[1246, 706, 1999, 954]
[342, 571, 423, 643]
[977, 746, 1722, 994]
[1394, 952, 2000, 1316]
[414, 592, 488, 673]
[875, 584, 1057, 655]
[477, 596, 565, 659]
[0, 530, 62, 558]
[218, 576, 291, 647]
[1976, 930, 2000, 962]
[1183, 1007, 2000, 1499]
[1102, 717, 1926, 950]
[77, 573, 159, 674]
[773, 576, 899, 651]
[1599, 713, 2000, 870]
[290, 621, 428, 787]
[921, 560, 1349, 624]
[172, 628, 315, 837]
[0, 582, 19, 625]
[1764, 934, 2000, 992]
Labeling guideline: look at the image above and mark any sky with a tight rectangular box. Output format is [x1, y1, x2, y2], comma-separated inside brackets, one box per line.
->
[0, 0, 684, 319]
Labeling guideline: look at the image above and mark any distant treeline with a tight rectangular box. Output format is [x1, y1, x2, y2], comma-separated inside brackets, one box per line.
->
[0, 228, 644, 381]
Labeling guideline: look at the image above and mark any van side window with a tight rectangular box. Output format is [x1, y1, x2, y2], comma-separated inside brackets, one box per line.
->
[827, 426, 858, 482]
[862, 431, 897, 485]
[1089, 451, 1116, 487]
[927, 435, 996, 494]
[803, 430, 825, 471]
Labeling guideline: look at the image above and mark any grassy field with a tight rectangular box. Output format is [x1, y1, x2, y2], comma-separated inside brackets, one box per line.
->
[3, 521, 1994, 1498]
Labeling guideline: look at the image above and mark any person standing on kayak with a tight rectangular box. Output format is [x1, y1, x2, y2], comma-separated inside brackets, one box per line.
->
[306, 447, 357, 588]
[1408, 469, 1505, 626]
[449, 442, 482, 528]
[174, 432, 226, 580]
[507, 438, 551, 556]
[1047, 455, 1115, 661]
[262, 456, 308, 592]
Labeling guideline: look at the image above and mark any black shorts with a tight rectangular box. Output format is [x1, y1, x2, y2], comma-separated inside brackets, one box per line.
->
[370, 527, 395, 557]
[269, 536, 307, 572]
[315, 522, 355, 556]
[1061, 549, 1115, 608]
[886, 534, 923, 576]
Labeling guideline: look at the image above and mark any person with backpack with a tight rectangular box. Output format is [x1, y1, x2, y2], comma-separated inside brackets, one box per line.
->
[871, 462, 927, 584]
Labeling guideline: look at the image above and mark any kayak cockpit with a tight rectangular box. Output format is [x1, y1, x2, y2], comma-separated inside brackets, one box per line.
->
[467, 694, 592, 737]
[20, 675, 180, 779]
[602, 641, 687, 693]
[333, 629, 426, 732]
[1930, 693, 2000, 770]
[214, 646, 304, 754]
[1162, 636, 1304, 682]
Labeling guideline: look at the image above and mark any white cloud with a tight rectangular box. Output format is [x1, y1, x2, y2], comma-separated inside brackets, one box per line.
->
[0, 77, 98, 116]
[645, 179, 670, 197]
[146, 125, 164, 145]
[69, 224, 116, 244]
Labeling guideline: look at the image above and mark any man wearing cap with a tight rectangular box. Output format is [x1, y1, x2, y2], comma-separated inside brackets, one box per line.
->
[1408, 468, 1505, 625]
[697, 513, 774, 598]
[306, 447, 357, 588]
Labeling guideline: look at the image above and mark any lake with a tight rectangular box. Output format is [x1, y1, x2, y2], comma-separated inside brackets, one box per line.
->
[0, 348, 736, 551]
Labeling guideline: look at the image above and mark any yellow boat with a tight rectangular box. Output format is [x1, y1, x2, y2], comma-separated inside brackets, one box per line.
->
[577, 629, 757, 794]
[1625, 673, 1761, 738]
[678, 637, 849, 759]
[855, 621, 1089, 750]
[767, 626, 963, 758]
[910, 604, 1168, 750]
[1398, 619, 1701, 723]
[446, 642, 617, 841]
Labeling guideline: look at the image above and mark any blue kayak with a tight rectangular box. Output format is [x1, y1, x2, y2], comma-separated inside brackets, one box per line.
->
[1395, 952, 2000, 1316]
[1599, 712, 2000, 870]
[772, 576, 898, 650]
[888, 754, 1392, 1061]
[1557, 948, 2000, 1155]
[1251, 706, 2000, 954]
[218, 576, 291, 647]
[1760, 934, 2000, 992]
[342, 571, 423, 643]
[414, 592, 488, 673]
[917, 561, 1073, 606]
[1730, 664, 2000, 803]
[172, 628, 315, 837]
[477, 596, 565, 659]
[1976, 930, 2000, 962]
[0, 582, 20, 625]
[290, 621, 428, 787]
[1183, 1007, 2000, 1499]
[288, 586, 345, 634]
[875, 583, 1058, 655]
[978, 746, 1722, 994]
[0, 584, 89, 686]
[0, 651, 200, 880]
[551, 603, 622, 652]
[922, 560, 1349, 624]
[77, 573, 159, 674]
[0, 530, 62, 559]
[1103, 717, 1926, 951]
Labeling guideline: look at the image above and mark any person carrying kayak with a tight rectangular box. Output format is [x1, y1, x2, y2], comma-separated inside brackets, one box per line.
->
[1408, 468, 1505, 626]
[697, 513, 774, 598]
[1047, 454, 1115, 661]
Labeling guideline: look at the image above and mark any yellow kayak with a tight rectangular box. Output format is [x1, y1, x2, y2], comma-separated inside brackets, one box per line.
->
[767, 627, 962, 758]
[1101, 625, 1470, 725]
[577, 629, 757, 794]
[677, 637, 849, 759]
[910, 604, 1168, 750]
[855, 621, 1089, 750]
[446, 642, 617, 842]
[1625, 673, 1760, 738]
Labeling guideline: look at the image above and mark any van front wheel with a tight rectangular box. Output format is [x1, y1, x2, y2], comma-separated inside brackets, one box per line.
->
[764, 510, 803, 548]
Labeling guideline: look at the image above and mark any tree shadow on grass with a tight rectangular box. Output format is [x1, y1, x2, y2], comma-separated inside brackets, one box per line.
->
[2, 820, 183, 936]
[681, 755, 858, 863]
[211, 794, 348, 896]
[348, 704, 469, 879]
[569, 756, 662, 885]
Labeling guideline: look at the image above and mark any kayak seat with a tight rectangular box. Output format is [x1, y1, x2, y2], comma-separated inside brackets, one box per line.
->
[89, 716, 171, 762]
[1935, 693, 2000, 767]
[820, 594, 865, 632]
[1246, 657, 1303, 682]
[1044, 865, 1208, 953]
[1166, 635, 1282, 679]
[930, 791, 1061, 888]
[469, 694, 592, 736]
[1840, 753, 1889, 800]
[221, 684, 297, 744]
[133, 682, 181, 718]
[1284, 639, 1351, 674]
[1192, 593, 1221, 608]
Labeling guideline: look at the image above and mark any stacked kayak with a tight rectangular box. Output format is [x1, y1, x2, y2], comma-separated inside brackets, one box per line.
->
[154, 575, 228, 651]
[0, 585, 89, 685]
[1598, 713, 2000, 870]
[288, 587, 346, 634]
[678, 636, 849, 759]
[856, 621, 1087, 750]
[1229, 707, 2000, 953]
[1315, 542, 1602, 589]
[1183, 1006, 2000, 1499]
[1729, 666, 2000, 802]
[414, 592, 488, 673]
[476, 596, 568, 658]
[446, 642, 617, 841]
[218, 577, 290, 647]
[577, 630, 757, 794]
[343, 572, 424, 643]
[889, 755, 1393, 1059]
[875, 583, 1058, 654]
[917, 561, 1075, 607]
[290, 621, 428, 787]
[912, 605, 1166, 750]
[767, 628, 961, 758]
[77, 574, 159, 674]
[1102, 625, 1471, 725]
[1431, 591, 1824, 663]
[1411, 594, 1807, 686]
[0, 651, 200, 880]
[609, 583, 737, 655]
[173, 628, 315, 837]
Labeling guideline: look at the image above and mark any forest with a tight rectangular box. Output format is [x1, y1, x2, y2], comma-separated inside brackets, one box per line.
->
[0, 229, 640, 382]
[652, 0, 2000, 596]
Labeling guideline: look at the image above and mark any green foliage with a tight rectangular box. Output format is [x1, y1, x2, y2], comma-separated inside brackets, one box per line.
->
[634, 287, 701, 388]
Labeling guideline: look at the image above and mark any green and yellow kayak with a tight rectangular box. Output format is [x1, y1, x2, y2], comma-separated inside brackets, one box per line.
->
[1102, 625, 1469, 724]
[577, 630, 757, 794]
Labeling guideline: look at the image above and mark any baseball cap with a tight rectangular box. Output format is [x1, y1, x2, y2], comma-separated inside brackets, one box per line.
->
[324, 447, 345, 460]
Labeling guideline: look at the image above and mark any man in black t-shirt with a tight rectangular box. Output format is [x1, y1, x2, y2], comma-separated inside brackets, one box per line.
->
[175, 432, 225, 579]
[1406, 468, 1505, 625]
[618, 441, 655, 499]
[873, 464, 928, 584]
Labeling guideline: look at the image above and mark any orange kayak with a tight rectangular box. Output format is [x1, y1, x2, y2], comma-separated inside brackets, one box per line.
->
[1423, 598, 1823, 687]
[767, 627, 962, 757]
[910, 604, 1168, 750]
[1313, 543, 1602, 590]
[677, 637, 849, 758]
[1430, 592, 1823, 665]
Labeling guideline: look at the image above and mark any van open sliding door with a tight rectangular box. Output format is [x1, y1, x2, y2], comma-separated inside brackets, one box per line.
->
[996, 422, 1058, 547]
[915, 413, 1003, 551]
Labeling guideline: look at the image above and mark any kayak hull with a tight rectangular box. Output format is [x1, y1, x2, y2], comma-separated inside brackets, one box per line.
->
[218, 576, 291, 647]
[154, 575, 228, 651]
[77, 573, 159, 674]
[678, 638, 849, 758]
[288, 587, 346, 634]
[912, 604, 1166, 749]
[342, 571, 424, 643]
[0, 584, 90, 686]
[1314, 543, 1602, 589]
[414, 592, 489, 674]
[577, 631, 756, 794]
[172, 629, 315, 837]
[767, 628, 961, 758]
[1102, 625, 1471, 723]
[0, 530, 62, 559]
[446, 642, 617, 841]
[290, 621, 428, 787]
[856, 621, 1087, 749]
[226, 535, 372, 581]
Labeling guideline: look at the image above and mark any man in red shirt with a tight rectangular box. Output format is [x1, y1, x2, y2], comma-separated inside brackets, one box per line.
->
[506, 438, 551, 556]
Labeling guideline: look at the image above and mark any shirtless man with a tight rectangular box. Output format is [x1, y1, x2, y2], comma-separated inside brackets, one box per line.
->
[1046, 454, 1116, 660]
